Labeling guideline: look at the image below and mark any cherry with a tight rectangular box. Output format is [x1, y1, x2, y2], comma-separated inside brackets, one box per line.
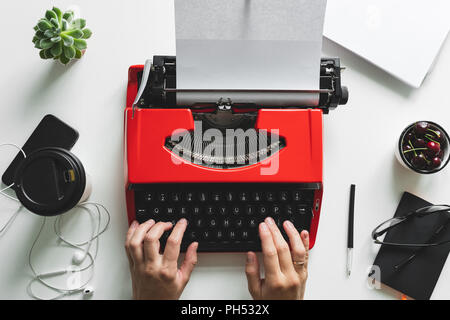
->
[415, 138, 427, 148]
[437, 149, 444, 159]
[415, 122, 429, 137]
[427, 141, 440, 156]
[411, 154, 427, 169]
[431, 157, 442, 169]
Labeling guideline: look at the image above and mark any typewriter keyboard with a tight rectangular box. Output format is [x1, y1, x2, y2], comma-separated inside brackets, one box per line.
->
[133, 184, 317, 252]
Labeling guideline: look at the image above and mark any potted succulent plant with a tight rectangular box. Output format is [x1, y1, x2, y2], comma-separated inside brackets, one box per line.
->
[32, 7, 92, 65]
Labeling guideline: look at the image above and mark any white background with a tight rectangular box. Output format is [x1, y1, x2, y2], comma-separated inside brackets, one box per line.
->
[0, 0, 449, 300]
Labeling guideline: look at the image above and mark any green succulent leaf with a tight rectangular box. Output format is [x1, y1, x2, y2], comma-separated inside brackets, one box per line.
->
[62, 19, 68, 31]
[50, 41, 63, 57]
[82, 28, 92, 39]
[39, 49, 47, 59]
[60, 54, 70, 65]
[52, 7, 62, 22]
[40, 38, 54, 50]
[73, 39, 87, 50]
[37, 19, 52, 32]
[63, 11, 74, 22]
[50, 36, 62, 43]
[34, 25, 39, 31]
[32, 36, 39, 43]
[35, 31, 46, 39]
[34, 41, 43, 49]
[44, 29, 55, 38]
[45, 10, 57, 21]
[75, 48, 82, 59]
[65, 29, 84, 39]
[72, 18, 86, 29]
[63, 46, 76, 59]
[50, 18, 59, 28]
[44, 48, 54, 59]
[61, 34, 74, 47]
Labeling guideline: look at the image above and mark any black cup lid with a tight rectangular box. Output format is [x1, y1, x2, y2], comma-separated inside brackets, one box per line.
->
[13, 147, 86, 216]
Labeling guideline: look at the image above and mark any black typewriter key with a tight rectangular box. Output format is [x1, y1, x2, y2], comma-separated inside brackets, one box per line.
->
[241, 230, 249, 241]
[151, 207, 161, 215]
[248, 218, 258, 228]
[178, 206, 189, 216]
[293, 191, 302, 202]
[211, 192, 221, 202]
[195, 219, 204, 228]
[192, 206, 202, 216]
[252, 192, 262, 202]
[229, 231, 237, 241]
[189, 231, 197, 241]
[198, 192, 208, 202]
[285, 205, 293, 215]
[172, 193, 182, 202]
[136, 208, 147, 218]
[215, 230, 224, 241]
[158, 192, 168, 202]
[206, 206, 215, 215]
[223, 218, 231, 228]
[245, 205, 255, 215]
[235, 218, 244, 228]
[258, 205, 268, 215]
[209, 218, 217, 228]
[272, 205, 281, 215]
[279, 191, 289, 202]
[144, 193, 154, 202]
[232, 206, 241, 215]
[265, 192, 276, 202]
[218, 206, 228, 216]
[225, 192, 234, 202]
[238, 192, 249, 202]
[295, 205, 308, 215]
[165, 206, 176, 215]
[202, 231, 211, 241]
[185, 192, 194, 202]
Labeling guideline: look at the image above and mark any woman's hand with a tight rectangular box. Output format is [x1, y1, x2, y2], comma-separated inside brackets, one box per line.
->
[125, 218, 198, 300]
[245, 217, 309, 300]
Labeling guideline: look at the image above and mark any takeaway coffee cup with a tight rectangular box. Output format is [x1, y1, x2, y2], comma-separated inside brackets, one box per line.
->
[13, 147, 92, 216]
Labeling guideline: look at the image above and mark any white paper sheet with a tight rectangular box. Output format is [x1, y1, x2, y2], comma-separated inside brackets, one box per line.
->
[175, 0, 327, 106]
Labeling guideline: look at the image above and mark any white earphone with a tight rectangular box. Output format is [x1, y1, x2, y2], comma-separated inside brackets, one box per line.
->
[1, 142, 110, 300]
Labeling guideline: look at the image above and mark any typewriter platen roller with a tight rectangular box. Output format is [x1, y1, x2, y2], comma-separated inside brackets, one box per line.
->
[124, 55, 348, 252]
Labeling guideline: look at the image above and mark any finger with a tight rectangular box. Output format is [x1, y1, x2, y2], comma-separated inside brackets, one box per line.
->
[259, 222, 281, 278]
[125, 220, 139, 268]
[180, 241, 199, 285]
[300, 230, 310, 268]
[283, 221, 307, 272]
[144, 221, 174, 262]
[163, 219, 188, 267]
[265, 217, 295, 274]
[245, 251, 261, 299]
[127, 219, 155, 265]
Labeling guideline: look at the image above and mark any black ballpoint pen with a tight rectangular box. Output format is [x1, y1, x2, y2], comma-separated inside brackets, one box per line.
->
[347, 184, 355, 277]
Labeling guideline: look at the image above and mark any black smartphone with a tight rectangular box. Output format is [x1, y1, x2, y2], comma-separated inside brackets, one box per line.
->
[2, 114, 79, 186]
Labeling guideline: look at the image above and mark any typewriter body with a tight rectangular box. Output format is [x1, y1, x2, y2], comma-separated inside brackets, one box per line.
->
[124, 55, 348, 252]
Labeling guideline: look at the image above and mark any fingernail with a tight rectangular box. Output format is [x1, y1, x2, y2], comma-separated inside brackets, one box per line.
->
[247, 253, 254, 263]
[260, 222, 269, 232]
[286, 220, 295, 229]
[131, 221, 138, 227]
[147, 219, 155, 224]
[179, 218, 187, 224]
[303, 230, 309, 239]
[265, 217, 275, 225]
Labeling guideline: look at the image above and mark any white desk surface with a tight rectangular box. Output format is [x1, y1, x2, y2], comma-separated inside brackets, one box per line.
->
[1, 0, 449, 300]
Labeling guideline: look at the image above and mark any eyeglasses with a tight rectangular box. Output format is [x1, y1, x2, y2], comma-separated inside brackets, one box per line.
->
[372, 205, 450, 271]
[372, 205, 450, 248]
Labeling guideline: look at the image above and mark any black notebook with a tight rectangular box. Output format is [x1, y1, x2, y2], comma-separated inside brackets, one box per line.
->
[369, 192, 450, 300]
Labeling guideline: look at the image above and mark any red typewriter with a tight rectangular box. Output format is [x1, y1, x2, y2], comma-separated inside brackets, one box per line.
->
[124, 56, 348, 252]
